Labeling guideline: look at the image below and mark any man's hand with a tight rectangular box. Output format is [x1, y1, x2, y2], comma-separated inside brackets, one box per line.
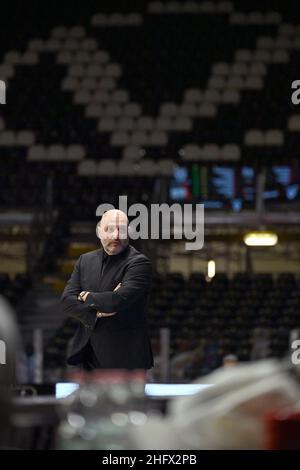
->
[77, 291, 90, 302]
[96, 283, 121, 318]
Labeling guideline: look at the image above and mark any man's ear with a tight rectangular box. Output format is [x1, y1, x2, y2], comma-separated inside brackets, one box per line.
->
[128, 222, 136, 239]
[96, 221, 101, 239]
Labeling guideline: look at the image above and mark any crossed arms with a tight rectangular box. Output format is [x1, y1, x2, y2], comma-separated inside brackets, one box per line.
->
[60, 254, 152, 329]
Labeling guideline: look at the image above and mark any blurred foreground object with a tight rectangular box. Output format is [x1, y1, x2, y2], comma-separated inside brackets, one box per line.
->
[0, 295, 20, 446]
[132, 359, 300, 450]
[57, 370, 161, 450]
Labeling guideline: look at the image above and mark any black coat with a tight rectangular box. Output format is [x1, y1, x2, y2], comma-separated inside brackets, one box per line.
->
[60, 245, 153, 369]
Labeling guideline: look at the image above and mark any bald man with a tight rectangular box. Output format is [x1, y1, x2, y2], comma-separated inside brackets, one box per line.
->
[61, 210, 153, 370]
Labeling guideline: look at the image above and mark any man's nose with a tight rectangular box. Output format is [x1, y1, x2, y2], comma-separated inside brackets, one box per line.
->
[111, 228, 120, 240]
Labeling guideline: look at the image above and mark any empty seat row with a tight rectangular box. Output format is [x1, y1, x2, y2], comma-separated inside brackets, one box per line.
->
[91, 13, 143, 27]
[27, 144, 86, 161]
[0, 131, 35, 147]
[181, 143, 240, 161]
[78, 158, 174, 176]
[244, 130, 284, 146]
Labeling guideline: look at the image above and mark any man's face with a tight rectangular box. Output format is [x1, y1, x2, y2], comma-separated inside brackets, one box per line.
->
[99, 211, 129, 255]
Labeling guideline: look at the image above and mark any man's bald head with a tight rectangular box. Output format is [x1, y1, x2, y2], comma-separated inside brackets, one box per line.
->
[98, 209, 129, 255]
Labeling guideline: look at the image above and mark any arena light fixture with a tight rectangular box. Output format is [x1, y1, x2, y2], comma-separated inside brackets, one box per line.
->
[207, 260, 216, 278]
[243, 231, 278, 247]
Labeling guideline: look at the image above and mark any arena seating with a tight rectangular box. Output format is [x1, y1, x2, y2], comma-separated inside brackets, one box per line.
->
[44, 271, 300, 379]
[1, 1, 300, 210]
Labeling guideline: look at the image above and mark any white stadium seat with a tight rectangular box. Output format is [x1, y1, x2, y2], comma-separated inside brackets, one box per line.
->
[256, 37, 275, 49]
[28, 39, 45, 52]
[22, 52, 39, 65]
[235, 49, 253, 62]
[274, 37, 292, 49]
[111, 89, 129, 104]
[94, 90, 110, 104]
[249, 63, 267, 76]
[265, 130, 284, 146]
[203, 89, 222, 103]
[202, 144, 220, 160]
[98, 117, 116, 132]
[47, 145, 66, 161]
[66, 145, 86, 160]
[126, 13, 143, 26]
[81, 77, 98, 91]
[244, 76, 263, 90]
[57, 51, 74, 65]
[272, 50, 289, 63]
[73, 90, 92, 105]
[27, 145, 47, 161]
[78, 160, 97, 176]
[244, 129, 264, 146]
[158, 158, 174, 176]
[69, 26, 86, 39]
[155, 117, 173, 131]
[111, 131, 130, 146]
[222, 90, 240, 104]
[117, 117, 135, 131]
[51, 26, 69, 39]
[123, 145, 143, 160]
[137, 159, 157, 176]
[62, 77, 80, 92]
[212, 62, 230, 76]
[117, 160, 136, 176]
[230, 13, 247, 25]
[4, 51, 21, 65]
[279, 23, 296, 35]
[86, 104, 104, 119]
[45, 39, 62, 52]
[91, 14, 109, 27]
[179, 103, 198, 117]
[0, 64, 14, 79]
[0, 130, 15, 146]
[74, 51, 91, 64]
[181, 144, 202, 160]
[80, 39, 98, 51]
[86, 64, 104, 78]
[104, 63, 122, 78]
[63, 39, 80, 52]
[248, 12, 264, 24]
[149, 131, 168, 146]
[148, 2, 165, 14]
[160, 103, 178, 117]
[137, 117, 155, 131]
[69, 64, 85, 78]
[265, 12, 281, 24]
[98, 159, 117, 176]
[207, 77, 226, 90]
[221, 144, 241, 161]
[123, 103, 142, 118]
[288, 115, 300, 132]
[198, 103, 217, 118]
[105, 103, 122, 118]
[16, 131, 35, 147]
[174, 117, 192, 131]
[98, 77, 116, 90]
[131, 131, 149, 146]
[93, 50, 110, 64]
[109, 13, 126, 26]
[184, 88, 203, 103]
[254, 49, 272, 62]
